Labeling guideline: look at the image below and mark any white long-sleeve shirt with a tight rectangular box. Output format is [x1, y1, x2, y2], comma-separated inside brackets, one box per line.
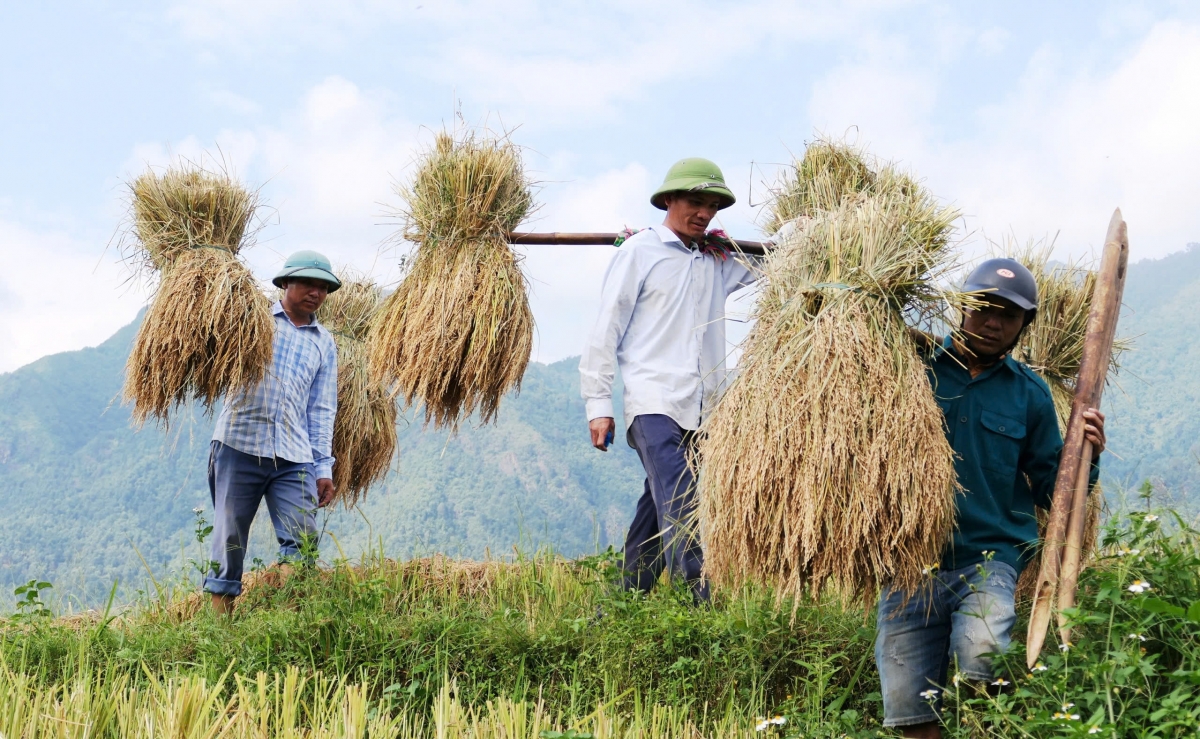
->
[579, 224, 759, 431]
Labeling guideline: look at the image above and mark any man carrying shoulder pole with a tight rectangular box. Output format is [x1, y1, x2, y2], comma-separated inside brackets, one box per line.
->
[204, 250, 340, 615]
[579, 158, 757, 603]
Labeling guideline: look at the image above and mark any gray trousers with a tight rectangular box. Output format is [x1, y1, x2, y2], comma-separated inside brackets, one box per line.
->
[621, 414, 709, 601]
[203, 441, 318, 596]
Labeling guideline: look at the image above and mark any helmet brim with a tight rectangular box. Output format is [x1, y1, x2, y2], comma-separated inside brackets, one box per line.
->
[963, 284, 1036, 312]
[272, 267, 342, 292]
[651, 183, 736, 211]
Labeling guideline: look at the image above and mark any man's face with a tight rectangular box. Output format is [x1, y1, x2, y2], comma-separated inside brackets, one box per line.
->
[284, 277, 331, 315]
[663, 192, 723, 241]
[962, 295, 1027, 357]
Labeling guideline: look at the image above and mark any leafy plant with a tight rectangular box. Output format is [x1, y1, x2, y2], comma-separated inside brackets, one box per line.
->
[12, 579, 53, 622]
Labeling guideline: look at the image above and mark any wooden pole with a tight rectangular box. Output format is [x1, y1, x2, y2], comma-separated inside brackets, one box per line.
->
[1026, 209, 1129, 667]
[1056, 220, 1129, 644]
[508, 231, 768, 255]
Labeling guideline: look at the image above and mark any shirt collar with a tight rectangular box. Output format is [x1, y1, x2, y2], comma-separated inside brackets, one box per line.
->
[649, 223, 694, 251]
[273, 300, 317, 328]
[935, 335, 1017, 378]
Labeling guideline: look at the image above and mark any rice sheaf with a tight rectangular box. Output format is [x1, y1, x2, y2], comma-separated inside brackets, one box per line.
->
[368, 130, 535, 431]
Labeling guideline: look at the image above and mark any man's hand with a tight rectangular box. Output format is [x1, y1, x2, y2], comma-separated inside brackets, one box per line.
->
[1082, 408, 1106, 458]
[317, 478, 336, 508]
[590, 417, 616, 451]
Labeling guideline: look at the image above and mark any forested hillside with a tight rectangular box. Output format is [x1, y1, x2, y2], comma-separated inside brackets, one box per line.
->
[1, 243, 1198, 607]
[1103, 243, 1200, 504]
[0, 321, 645, 606]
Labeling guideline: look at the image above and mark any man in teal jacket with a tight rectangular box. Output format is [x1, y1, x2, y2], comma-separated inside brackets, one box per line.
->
[876, 258, 1107, 738]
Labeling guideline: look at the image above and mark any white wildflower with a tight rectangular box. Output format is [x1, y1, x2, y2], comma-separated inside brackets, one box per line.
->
[1127, 580, 1152, 594]
[919, 689, 939, 700]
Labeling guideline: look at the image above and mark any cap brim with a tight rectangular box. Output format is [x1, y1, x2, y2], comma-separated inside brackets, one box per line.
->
[273, 268, 342, 292]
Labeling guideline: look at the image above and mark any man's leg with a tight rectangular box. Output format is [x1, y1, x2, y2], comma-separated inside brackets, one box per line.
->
[263, 460, 320, 565]
[205, 442, 268, 611]
[875, 581, 953, 736]
[621, 478, 663, 592]
[946, 562, 1019, 682]
[629, 414, 708, 602]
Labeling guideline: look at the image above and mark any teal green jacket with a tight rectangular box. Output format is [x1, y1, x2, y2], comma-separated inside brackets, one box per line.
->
[927, 339, 1099, 574]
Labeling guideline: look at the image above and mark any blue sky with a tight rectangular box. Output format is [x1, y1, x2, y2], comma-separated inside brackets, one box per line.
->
[1, 0, 1198, 372]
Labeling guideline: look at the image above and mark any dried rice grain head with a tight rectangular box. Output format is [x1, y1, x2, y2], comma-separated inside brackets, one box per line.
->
[124, 247, 273, 426]
[122, 162, 272, 426]
[317, 271, 398, 506]
[700, 181, 962, 607]
[128, 165, 259, 272]
[368, 128, 535, 430]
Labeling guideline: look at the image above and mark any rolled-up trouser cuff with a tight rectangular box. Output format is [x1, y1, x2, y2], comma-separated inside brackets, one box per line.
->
[204, 576, 243, 597]
[883, 713, 938, 729]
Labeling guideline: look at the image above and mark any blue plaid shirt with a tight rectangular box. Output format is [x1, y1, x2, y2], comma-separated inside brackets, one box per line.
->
[213, 301, 338, 478]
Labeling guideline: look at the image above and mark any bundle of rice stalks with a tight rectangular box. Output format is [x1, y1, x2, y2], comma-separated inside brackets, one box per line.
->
[1002, 241, 1130, 600]
[122, 165, 272, 426]
[762, 137, 938, 237]
[317, 272, 398, 507]
[368, 129, 535, 430]
[699, 143, 963, 605]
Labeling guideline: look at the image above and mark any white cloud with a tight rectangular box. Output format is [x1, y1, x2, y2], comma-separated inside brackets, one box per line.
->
[940, 20, 1200, 259]
[976, 27, 1010, 56]
[165, 0, 873, 121]
[122, 77, 420, 286]
[7, 4, 1200, 374]
[805, 19, 1200, 262]
[208, 89, 261, 116]
[0, 218, 147, 373]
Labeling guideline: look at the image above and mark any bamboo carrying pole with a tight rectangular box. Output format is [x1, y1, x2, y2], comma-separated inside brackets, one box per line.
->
[1026, 209, 1129, 667]
[508, 232, 768, 255]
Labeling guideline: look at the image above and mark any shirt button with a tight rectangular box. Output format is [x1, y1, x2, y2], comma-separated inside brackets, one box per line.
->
[960, 416, 967, 423]
[999, 425, 1006, 432]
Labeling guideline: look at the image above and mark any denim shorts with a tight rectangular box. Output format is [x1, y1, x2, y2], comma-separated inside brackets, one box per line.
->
[874, 561, 1018, 728]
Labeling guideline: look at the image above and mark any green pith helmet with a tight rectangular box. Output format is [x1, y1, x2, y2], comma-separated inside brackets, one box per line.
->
[272, 250, 342, 292]
[650, 158, 736, 211]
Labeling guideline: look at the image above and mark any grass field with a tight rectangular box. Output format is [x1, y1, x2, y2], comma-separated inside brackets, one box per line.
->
[2, 493, 1198, 737]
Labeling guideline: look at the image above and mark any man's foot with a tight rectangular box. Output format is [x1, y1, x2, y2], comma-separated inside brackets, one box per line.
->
[211, 593, 235, 617]
[901, 721, 941, 739]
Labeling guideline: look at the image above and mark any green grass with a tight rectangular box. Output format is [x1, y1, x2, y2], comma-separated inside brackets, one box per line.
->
[2, 494, 1198, 737]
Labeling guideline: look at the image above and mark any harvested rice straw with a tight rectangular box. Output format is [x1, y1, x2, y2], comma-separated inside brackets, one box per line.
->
[761, 139, 877, 235]
[122, 165, 272, 426]
[368, 129, 535, 430]
[699, 143, 963, 606]
[1002, 242, 1129, 600]
[316, 272, 398, 507]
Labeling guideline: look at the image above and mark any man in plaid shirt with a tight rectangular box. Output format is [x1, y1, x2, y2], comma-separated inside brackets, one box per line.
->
[204, 250, 340, 615]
